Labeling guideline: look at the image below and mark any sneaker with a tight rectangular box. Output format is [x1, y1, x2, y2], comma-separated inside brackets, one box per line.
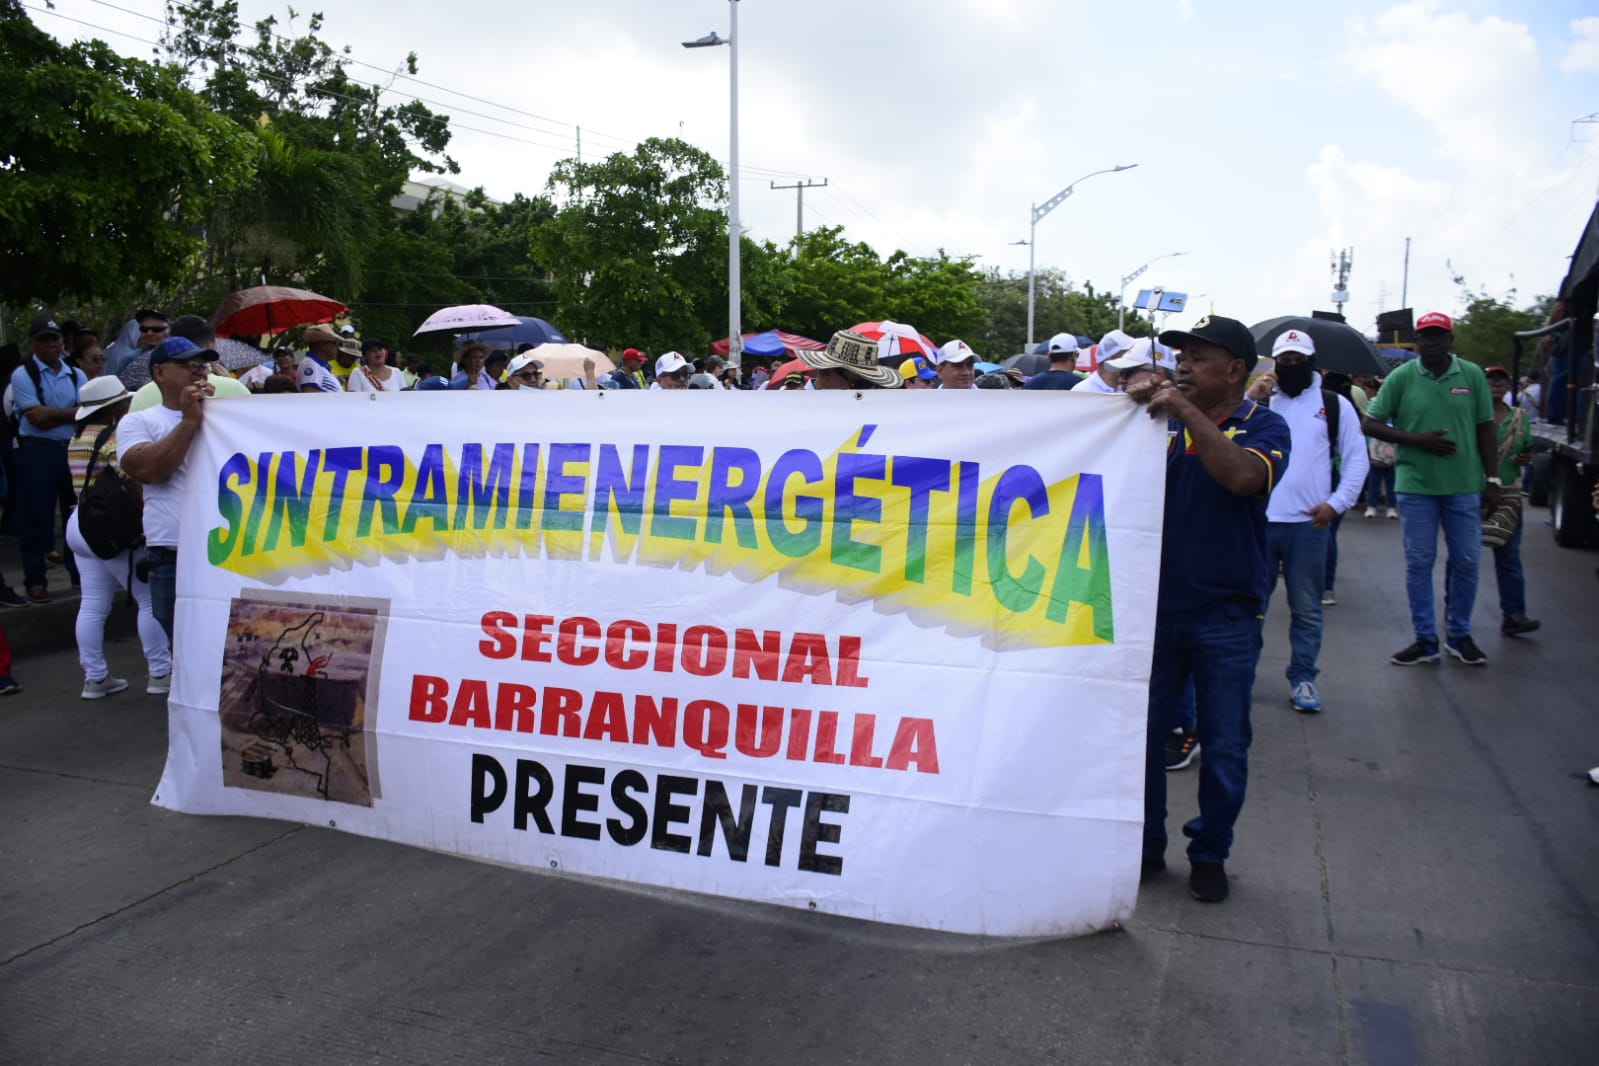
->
[1189, 861, 1229, 903]
[0, 587, 28, 609]
[1321, 591, 1336, 606]
[81, 675, 130, 700]
[1363, 506, 1377, 518]
[25, 586, 50, 605]
[1386, 507, 1399, 519]
[1445, 635, 1487, 666]
[0, 676, 20, 696]
[147, 674, 171, 695]
[1140, 855, 1166, 884]
[1588, 767, 1599, 786]
[1501, 614, 1541, 637]
[1165, 726, 1200, 771]
[1291, 680, 1322, 713]
[1391, 640, 1440, 666]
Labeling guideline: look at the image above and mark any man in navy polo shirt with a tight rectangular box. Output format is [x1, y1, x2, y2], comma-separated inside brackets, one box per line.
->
[1131, 314, 1291, 903]
[10, 315, 89, 603]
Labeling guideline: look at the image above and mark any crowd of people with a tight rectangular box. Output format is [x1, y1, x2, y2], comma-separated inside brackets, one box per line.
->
[0, 304, 1562, 900]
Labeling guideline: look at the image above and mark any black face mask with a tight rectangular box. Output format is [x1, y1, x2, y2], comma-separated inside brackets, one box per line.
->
[1277, 360, 1314, 397]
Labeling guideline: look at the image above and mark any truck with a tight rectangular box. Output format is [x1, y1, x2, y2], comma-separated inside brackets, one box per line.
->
[1518, 200, 1599, 547]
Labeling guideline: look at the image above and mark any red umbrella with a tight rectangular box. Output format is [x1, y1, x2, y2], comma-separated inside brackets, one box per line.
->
[849, 320, 938, 361]
[763, 358, 815, 389]
[211, 286, 347, 337]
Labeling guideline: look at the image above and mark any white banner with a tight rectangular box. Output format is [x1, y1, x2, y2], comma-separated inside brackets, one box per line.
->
[155, 390, 1166, 937]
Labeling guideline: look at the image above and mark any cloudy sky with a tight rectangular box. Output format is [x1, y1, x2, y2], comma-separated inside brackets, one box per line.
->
[35, 0, 1599, 334]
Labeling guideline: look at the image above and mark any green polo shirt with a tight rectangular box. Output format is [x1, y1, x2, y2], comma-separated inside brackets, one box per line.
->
[1366, 356, 1493, 496]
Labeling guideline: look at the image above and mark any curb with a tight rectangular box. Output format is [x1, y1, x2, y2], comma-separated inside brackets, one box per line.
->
[6, 593, 137, 660]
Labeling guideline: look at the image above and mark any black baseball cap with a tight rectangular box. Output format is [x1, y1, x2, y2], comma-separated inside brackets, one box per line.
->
[1159, 314, 1259, 373]
[133, 308, 168, 324]
[27, 314, 63, 339]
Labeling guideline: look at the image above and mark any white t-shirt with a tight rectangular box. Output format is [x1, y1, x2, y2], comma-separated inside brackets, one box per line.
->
[116, 405, 186, 548]
[1070, 371, 1119, 394]
[346, 365, 403, 392]
[238, 364, 274, 390]
[297, 357, 343, 393]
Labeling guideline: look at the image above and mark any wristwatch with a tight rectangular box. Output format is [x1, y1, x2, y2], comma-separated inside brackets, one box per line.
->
[1485, 476, 1503, 486]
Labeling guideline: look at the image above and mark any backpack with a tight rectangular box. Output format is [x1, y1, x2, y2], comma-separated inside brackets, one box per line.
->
[6, 359, 44, 445]
[77, 424, 144, 559]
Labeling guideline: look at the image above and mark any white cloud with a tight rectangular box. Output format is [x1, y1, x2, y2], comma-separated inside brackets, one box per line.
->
[1562, 17, 1599, 73]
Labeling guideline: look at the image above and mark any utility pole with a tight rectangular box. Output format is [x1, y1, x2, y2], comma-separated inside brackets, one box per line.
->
[770, 178, 827, 240]
[1401, 237, 1411, 308]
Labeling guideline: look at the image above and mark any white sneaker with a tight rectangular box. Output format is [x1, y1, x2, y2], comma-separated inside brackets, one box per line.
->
[147, 674, 171, 695]
[1386, 507, 1399, 519]
[1363, 507, 1376, 518]
[82, 675, 130, 700]
[1321, 592, 1336, 606]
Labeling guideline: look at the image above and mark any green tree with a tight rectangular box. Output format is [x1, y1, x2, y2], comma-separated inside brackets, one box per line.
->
[0, 0, 255, 306]
[885, 252, 986, 345]
[782, 227, 892, 342]
[1448, 281, 1550, 368]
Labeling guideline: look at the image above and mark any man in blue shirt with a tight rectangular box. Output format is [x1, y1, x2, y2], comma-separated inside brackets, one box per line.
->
[10, 315, 89, 603]
[1132, 314, 1291, 903]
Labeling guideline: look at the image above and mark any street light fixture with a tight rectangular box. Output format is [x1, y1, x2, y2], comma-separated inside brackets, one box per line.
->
[682, 3, 741, 368]
[1024, 164, 1136, 351]
[1119, 251, 1188, 329]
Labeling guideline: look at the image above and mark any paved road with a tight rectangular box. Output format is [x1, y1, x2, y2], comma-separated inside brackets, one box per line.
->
[3, 515, 1596, 1065]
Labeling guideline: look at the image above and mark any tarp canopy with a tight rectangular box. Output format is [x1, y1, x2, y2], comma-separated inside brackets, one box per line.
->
[1559, 200, 1599, 328]
[712, 330, 827, 358]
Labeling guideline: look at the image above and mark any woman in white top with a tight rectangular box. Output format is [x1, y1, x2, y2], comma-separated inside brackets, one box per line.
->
[345, 339, 402, 392]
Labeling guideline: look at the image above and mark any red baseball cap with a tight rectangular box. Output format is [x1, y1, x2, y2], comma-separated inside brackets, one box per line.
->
[1416, 312, 1453, 333]
[621, 347, 644, 363]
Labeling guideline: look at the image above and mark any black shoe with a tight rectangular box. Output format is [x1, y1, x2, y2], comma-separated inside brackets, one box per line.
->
[1501, 614, 1540, 636]
[1140, 855, 1166, 884]
[0, 587, 27, 609]
[1189, 861, 1229, 902]
[1391, 640, 1440, 665]
[1165, 726, 1200, 771]
[1445, 635, 1487, 666]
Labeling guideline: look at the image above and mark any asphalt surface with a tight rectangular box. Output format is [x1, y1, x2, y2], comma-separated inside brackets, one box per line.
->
[3, 513, 1597, 1065]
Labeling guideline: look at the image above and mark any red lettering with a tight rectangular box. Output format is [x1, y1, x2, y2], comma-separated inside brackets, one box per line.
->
[812, 710, 846, 764]
[731, 629, 781, 681]
[786, 708, 813, 761]
[848, 713, 884, 768]
[680, 625, 729, 677]
[521, 613, 554, 662]
[836, 636, 870, 689]
[583, 691, 630, 743]
[479, 611, 516, 659]
[781, 633, 833, 685]
[653, 623, 678, 673]
[540, 687, 583, 737]
[605, 619, 650, 670]
[734, 704, 783, 758]
[684, 699, 730, 759]
[450, 679, 491, 729]
[494, 683, 536, 732]
[633, 694, 679, 747]
[557, 615, 601, 666]
[408, 674, 449, 722]
[887, 717, 940, 774]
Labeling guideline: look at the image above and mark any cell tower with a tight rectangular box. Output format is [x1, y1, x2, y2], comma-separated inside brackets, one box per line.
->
[1330, 248, 1354, 318]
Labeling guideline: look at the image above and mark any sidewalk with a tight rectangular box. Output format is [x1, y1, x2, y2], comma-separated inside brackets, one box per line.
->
[0, 530, 134, 659]
[2, 516, 1596, 1064]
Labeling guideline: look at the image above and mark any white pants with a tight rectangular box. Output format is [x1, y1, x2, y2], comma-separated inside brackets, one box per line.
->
[65, 511, 171, 682]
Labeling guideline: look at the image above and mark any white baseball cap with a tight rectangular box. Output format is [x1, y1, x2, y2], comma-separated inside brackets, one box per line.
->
[1095, 329, 1134, 362]
[1272, 330, 1315, 358]
[937, 339, 978, 364]
[1047, 332, 1082, 355]
[655, 351, 689, 376]
[506, 353, 544, 377]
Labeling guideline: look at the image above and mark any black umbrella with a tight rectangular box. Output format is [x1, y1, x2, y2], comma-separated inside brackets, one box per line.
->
[1003, 351, 1051, 376]
[1250, 316, 1388, 377]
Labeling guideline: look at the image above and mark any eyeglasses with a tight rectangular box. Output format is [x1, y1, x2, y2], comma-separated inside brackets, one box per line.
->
[512, 371, 541, 382]
[140, 324, 169, 334]
[162, 358, 213, 373]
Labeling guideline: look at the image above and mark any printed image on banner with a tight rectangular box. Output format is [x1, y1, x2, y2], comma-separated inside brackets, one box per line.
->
[219, 591, 388, 806]
[157, 391, 1166, 938]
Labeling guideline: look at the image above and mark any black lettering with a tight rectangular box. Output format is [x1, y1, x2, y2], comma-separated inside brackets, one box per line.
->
[513, 759, 555, 833]
[561, 763, 605, 840]
[798, 791, 850, 876]
[651, 775, 699, 854]
[696, 781, 758, 862]
[607, 770, 650, 846]
[759, 786, 804, 867]
[469, 753, 507, 823]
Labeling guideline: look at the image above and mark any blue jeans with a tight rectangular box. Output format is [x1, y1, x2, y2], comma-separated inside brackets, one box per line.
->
[1365, 465, 1396, 508]
[1324, 512, 1343, 593]
[1492, 513, 1526, 619]
[1396, 493, 1481, 644]
[1266, 521, 1327, 683]
[146, 546, 178, 646]
[15, 438, 71, 589]
[1145, 601, 1265, 865]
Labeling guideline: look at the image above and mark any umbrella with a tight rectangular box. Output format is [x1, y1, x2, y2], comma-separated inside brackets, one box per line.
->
[712, 330, 827, 357]
[528, 343, 614, 379]
[975, 361, 1003, 374]
[212, 286, 346, 337]
[849, 321, 938, 362]
[1249, 316, 1388, 377]
[1003, 352, 1051, 376]
[213, 337, 271, 374]
[764, 357, 815, 389]
[414, 303, 521, 338]
[456, 316, 568, 351]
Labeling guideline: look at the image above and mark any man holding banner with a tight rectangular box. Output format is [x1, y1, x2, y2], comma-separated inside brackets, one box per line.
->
[1134, 315, 1291, 904]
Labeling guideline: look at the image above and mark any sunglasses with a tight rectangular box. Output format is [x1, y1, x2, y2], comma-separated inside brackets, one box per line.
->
[140, 324, 169, 334]
[513, 370, 541, 381]
[162, 357, 214, 373]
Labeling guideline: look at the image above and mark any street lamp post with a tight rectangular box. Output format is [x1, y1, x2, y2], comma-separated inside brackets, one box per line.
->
[1024, 164, 1136, 351]
[1119, 251, 1188, 330]
[683, 2, 742, 369]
